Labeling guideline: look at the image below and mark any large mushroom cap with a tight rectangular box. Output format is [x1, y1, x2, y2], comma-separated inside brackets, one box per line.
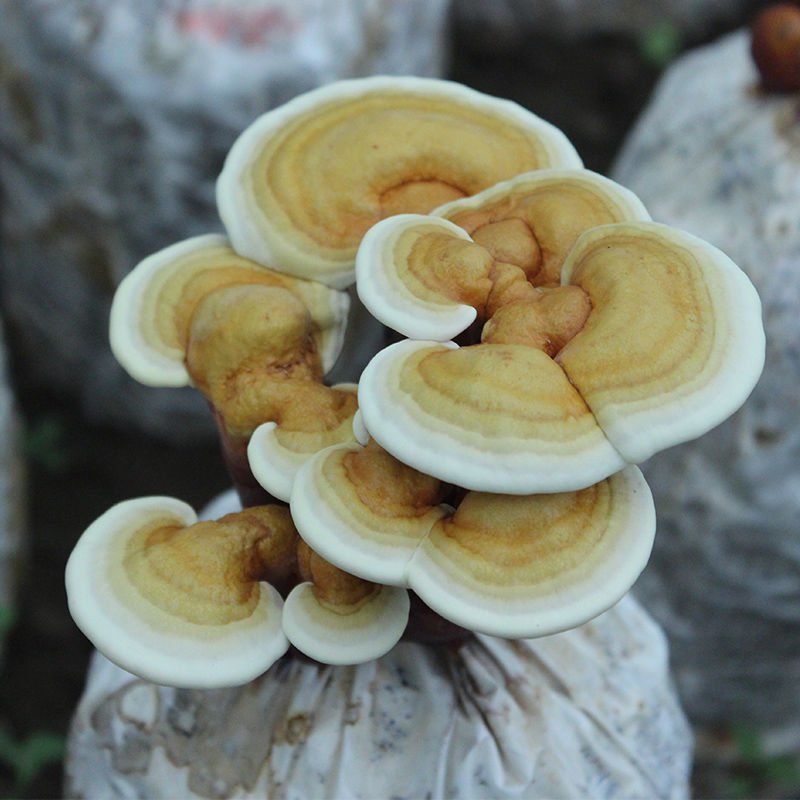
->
[217, 76, 582, 289]
[65, 497, 291, 688]
[558, 221, 766, 462]
[358, 338, 626, 494]
[110, 234, 349, 387]
[408, 467, 655, 638]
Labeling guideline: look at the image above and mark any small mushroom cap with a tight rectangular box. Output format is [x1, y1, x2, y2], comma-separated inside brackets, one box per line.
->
[356, 214, 481, 341]
[65, 497, 289, 688]
[247, 383, 359, 501]
[290, 441, 447, 585]
[217, 76, 581, 289]
[407, 466, 655, 638]
[282, 581, 410, 665]
[109, 234, 349, 387]
[558, 221, 766, 462]
[358, 339, 626, 493]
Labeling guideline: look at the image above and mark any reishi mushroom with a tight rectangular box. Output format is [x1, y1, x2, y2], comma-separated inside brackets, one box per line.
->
[355, 172, 765, 493]
[109, 234, 358, 503]
[217, 76, 582, 289]
[65, 498, 293, 688]
[289, 439, 656, 638]
[65, 77, 766, 687]
[282, 540, 410, 664]
[66, 497, 409, 683]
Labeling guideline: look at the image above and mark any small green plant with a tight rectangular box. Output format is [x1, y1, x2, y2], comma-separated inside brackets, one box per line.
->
[727, 724, 800, 799]
[0, 607, 15, 639]
[638, 20, 683, 67]
[0, 725, 65, 798]
[23, 415, 68, 473]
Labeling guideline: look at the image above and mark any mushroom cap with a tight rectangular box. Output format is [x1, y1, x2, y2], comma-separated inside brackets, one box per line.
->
[110, 234, 349, 387]
[356, 214, 481, 342]
[290, 441, 447, 585]
[217, 76, 582, 289]
[282, 581, 410, 665]
[558, 221, 766, 462]
[358, 339, 626, 494]
[407, 466, 656, 638]
[247, 383, 359, 501]
[65, 497, 289, 688]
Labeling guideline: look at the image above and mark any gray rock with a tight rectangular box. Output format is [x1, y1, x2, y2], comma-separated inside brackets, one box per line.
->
[0, 0, 449, 442]
[613, 31, 800, 738]
[66, 566, 692, 798]
[0, 318, 26, 666]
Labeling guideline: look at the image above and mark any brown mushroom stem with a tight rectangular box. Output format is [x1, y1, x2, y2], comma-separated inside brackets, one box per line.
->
[211, 405, 278, 509]
[403, 592, 472, 646]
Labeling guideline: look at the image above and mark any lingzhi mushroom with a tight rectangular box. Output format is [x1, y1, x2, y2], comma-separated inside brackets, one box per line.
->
[66, 77, 765, 688]
[356, 170, 765, 493]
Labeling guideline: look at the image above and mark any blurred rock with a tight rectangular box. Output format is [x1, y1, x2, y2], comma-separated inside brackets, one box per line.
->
[0, 0, 449, 443]
[454, 0, 752, 49]
[614, 30, 800, 739]
[66, 586, 691, 798]
[0, 318, 25, 666]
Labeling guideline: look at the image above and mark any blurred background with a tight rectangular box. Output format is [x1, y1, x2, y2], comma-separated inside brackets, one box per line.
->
[1, 0, 798, 796]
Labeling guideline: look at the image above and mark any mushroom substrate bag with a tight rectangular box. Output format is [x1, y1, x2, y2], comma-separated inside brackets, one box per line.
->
[66, 600, 691, 799]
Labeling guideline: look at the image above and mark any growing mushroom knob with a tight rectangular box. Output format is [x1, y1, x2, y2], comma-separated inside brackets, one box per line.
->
[282, 539, 410, 665]
[109, 234, 360, 498]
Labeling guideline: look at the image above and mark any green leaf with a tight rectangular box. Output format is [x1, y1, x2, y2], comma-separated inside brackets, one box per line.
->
[0, 725, 65, 793]
[764, 754, 800, 787]
[725, 774, 756, 800]
[12, 732, 65, 789]
[638, 20, 682, 67]
[730, 723, 764, 763]
[23, 416, 69, 473]
[0, 607, 15, 638]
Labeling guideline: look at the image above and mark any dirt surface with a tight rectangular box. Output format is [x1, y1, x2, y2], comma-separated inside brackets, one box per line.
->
[1, 7, 793, 798]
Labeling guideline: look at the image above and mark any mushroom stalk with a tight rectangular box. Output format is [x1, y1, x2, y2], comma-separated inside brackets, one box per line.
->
[211, 405, 279, 509]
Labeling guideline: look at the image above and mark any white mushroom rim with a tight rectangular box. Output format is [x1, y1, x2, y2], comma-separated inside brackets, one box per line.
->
[291, 443, 657, 639]
[109, 233, 349, 388]
[216, 75, 582, 290]
[65, 497, 289, 689]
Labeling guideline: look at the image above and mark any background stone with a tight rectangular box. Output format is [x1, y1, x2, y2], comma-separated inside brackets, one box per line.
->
[0, 0, 449, 442]
[613, 30, 800, 746]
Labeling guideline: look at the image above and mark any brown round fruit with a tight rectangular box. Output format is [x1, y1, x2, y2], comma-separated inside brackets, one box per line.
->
[751, 3, 800, 91]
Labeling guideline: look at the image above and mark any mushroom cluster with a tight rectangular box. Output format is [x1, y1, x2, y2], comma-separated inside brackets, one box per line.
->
[66, 77, 765, 689]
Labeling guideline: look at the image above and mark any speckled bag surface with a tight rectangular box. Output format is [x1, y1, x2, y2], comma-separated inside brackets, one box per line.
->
[66, 598, 691, 799]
